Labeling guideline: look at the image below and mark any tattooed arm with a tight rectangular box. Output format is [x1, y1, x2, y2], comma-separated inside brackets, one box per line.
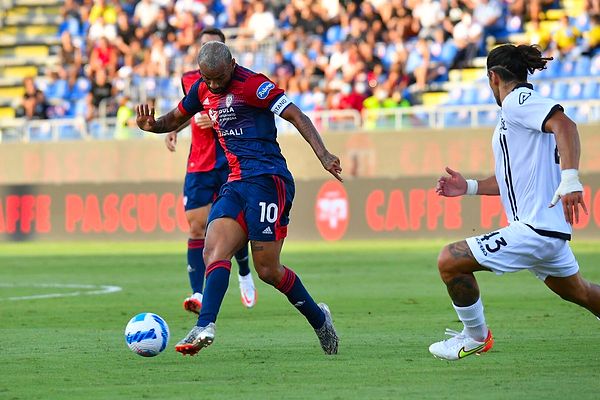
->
[136, 104, 192, 134]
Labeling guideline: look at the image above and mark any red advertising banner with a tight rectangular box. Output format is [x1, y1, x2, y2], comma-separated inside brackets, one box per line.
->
[1, 177, 600, 241]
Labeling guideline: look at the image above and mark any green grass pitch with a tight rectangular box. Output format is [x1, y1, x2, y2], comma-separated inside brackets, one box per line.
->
[1, 240, 599, 399]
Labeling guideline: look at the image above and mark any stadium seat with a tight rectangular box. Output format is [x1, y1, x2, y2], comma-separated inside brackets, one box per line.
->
[566, 82, 583, 100]
[551, 81, 568, 100]
[590, 54, 600, 75]
[582, 80, 598, 99]
[461, 86, 478, 105]
[538, 59, 561, 79]
[560, 60, 575, 77]
[574, 57, 591, 77]
[537, 81, 552, 97]
[58, 125, 83, 140]
[325, 25, 345, 45]
[445, 87, 463, 105]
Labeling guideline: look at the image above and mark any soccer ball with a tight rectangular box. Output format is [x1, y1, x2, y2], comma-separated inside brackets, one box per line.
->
[124, 312, 170, 357]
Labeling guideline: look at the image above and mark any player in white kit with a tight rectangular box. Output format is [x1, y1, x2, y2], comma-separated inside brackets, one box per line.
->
[428, 44, 600, 361]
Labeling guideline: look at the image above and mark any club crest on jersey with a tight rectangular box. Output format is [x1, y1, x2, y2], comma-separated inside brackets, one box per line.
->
[518, 92, 531, 105]
[256, 81, 275, 99]
[225, 94, 234, 107]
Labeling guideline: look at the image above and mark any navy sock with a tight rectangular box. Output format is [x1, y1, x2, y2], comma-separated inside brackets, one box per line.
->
[234, 244, 251, 276]
[187, 238, 205, 294]
[276, 266, 325, 329]
[197, 260, 231, 327]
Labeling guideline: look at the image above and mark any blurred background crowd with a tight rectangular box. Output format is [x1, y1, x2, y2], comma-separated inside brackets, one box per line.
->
[5, 0, 600, 136]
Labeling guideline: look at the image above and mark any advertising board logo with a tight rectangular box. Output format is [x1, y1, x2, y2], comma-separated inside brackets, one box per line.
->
[315, 180, 349, 241]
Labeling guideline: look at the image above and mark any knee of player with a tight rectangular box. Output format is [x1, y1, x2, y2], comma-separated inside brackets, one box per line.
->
[254, 263, 280, 285]
[188, 220, 207, 239]
[437, 247, 457, 281]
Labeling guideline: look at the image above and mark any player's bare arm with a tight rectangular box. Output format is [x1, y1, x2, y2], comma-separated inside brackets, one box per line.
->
[280, 104, 343, 182]
[436, 167, 499, 197]
[545, 111, 588, 224]
[136, 104, 191, 134]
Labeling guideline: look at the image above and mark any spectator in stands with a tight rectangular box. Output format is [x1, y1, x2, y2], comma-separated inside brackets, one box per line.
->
[114, 96, 137, 140]
[472, 0, 506, 41]
[86, 69, 116, 121]
[89, 0, 118, 26]
[114, 10, 136, 54]
[583, 13, 600, 56]
[552, 14, 582, 57]
[247, 1, 277, 41]
[451, 11, 483, 68]
[59, 31, 83, 72]
[413, 0, 445, 40]
[17, 77, 49, 120]
[133, 0, 160, 36]
[525, 18, 551, 51]
[88, 36, 118, 78]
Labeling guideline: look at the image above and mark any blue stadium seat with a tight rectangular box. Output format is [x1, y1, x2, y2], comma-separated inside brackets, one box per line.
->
[538, 59, 561, 79]
[439, 42, 458, 67]
[566, 82, 583, 100]
[560, 60, 576, 77]
[58, 125, 83, 140]
[461, 86, 478, 105]
[551, 81, 568, 100]
[325, 25, 344, 45]
[590, 54, 600, 75]
[537, 81, 552, 98]
[574, 57, 591, 77]
[445, 87, 463, 105]
[582, 80, 598, 99]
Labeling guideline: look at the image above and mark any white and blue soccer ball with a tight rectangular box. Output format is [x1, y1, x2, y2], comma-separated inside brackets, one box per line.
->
[124, 312, 170, 357]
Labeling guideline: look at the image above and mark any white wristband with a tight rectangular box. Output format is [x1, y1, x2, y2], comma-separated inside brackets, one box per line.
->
[550, 169, 583, 206]
[465, 179, 478, 195]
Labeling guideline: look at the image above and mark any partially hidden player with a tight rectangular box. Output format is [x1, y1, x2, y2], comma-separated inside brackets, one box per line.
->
[164, 28, 257, 313]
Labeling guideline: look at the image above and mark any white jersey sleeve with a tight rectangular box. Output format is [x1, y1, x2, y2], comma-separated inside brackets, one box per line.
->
[503, 86, 563, 133]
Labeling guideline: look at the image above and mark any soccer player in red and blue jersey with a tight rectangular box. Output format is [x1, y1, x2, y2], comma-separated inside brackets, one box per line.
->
[136, 41, 341, 355]
[164, 28, 257, 315]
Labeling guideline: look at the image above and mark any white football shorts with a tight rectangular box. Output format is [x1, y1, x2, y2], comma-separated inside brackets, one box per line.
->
[466, 221, 579, 281]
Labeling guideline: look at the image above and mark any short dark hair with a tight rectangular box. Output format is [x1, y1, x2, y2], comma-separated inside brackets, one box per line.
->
[487, 44, 553, 82]
[199, 27, 226, 44]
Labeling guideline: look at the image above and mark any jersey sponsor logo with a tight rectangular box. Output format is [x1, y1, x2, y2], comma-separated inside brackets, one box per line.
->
[217, 128, 244, 137]
[315, 180, 349, 241]
[518, 92, 531, 105]
[225, 94, 234, 107]
[256, 81, 275, 99]
[203, 97, 210, 105]
[262, 226, 273, 234]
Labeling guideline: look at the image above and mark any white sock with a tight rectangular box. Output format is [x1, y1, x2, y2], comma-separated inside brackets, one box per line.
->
[192, 292, 203, 302]
[453, 298, 488, 341]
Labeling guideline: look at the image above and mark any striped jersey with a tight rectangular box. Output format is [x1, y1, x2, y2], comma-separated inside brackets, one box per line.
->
[181, 70, 227, 173]
[493, 82, 571, 238]
[177, 64, 294, 182]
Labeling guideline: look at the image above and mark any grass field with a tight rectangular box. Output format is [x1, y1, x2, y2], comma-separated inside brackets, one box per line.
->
[1, 240, 600, 399]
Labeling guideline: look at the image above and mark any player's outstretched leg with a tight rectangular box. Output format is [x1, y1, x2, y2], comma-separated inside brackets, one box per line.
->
[274, 266, 339, 354]
[235, 245, 257, 308]
[545, 272, 600, 318]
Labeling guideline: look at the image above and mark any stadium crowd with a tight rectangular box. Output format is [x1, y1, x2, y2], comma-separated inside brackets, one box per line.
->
[16, 0, 600, 127]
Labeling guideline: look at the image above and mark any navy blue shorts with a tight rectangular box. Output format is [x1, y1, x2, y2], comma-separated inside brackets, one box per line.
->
[207, 175, 295, 241]
[183, 167, 229, 211]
